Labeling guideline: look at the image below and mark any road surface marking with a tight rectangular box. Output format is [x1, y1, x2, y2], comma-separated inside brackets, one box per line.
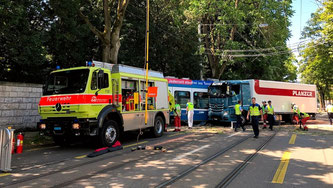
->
[168, 132, 186, 137]
[26, 146, 59, 152]
[75, 155, 87, 159]
[272, 151, 291, 184]
[227, 132, 240, 138]
[173, 144, 210, 161]
[0, 173, 11, 177]
[123, 141, 148, 149]
[289, 134, 297, 144]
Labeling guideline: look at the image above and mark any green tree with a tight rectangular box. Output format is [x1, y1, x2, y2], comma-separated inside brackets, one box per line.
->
[79, 0, 130, 63]
[0, 0, 48, 83]
[119, 0, 202, 79]
[300, 1, 333, 109]
[184, 0, 296, 80]
[46, 0, 101, 68]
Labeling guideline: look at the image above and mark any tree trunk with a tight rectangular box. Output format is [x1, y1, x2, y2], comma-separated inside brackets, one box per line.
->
[110, 28, 121, 64]
[102, 43, 111, 62]
[110, 0, 129, 64]
[201, 0, 239, 79]
[79, 0, 129, 64]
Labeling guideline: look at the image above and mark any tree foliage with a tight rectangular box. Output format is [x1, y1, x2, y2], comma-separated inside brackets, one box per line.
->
[184, 0, 296, 81]
[1, 0, 298, 83]
[300, 1, 333, 108]
[0, 0, 48, 82]
[119, 0, 202, 79]
[46, 0, 101, 68]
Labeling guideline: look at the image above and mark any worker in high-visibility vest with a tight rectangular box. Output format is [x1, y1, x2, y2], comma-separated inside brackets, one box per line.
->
[262, 101, 268, 129]
[326, 103, 333, 125]
[291, 103, 300, 124]
[234, 100, 245, 132]
[173, 100, 181, 132]
[266, 100, 275, 131]
[247, 97, 263, 138]
[300, 112, 310, 130]
[186, 100, 194, 129]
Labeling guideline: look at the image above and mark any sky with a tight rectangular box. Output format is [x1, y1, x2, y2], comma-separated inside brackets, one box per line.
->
[287, 0, 320, 52]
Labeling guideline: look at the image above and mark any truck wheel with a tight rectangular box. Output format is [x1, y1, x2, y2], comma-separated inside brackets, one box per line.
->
[151, 116, 164, 137]
[53, 136, 70, 147]
[99, 120, 119, 147]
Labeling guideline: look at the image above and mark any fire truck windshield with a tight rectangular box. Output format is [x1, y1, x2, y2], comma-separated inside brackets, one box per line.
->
[43, 69, 90, 95]
[208, 84, 228, 97]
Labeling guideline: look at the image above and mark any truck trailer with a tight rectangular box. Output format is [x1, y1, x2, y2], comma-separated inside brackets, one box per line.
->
[37, 61, 169, 146]
[208, 80, 317, 124]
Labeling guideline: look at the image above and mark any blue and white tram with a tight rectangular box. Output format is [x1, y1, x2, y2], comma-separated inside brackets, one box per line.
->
[167, 78, 213, 122]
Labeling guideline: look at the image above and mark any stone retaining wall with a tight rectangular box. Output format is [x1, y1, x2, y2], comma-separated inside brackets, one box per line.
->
[0, 81, 42, 129]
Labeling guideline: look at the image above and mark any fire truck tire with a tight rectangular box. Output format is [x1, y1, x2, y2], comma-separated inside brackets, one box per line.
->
[151, 116, 164, 137]
[99, 120, 119, 147]
[53, 136, 70, 147]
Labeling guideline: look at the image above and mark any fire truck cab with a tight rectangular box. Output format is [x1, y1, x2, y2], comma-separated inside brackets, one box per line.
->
[38, 61, 169, 147]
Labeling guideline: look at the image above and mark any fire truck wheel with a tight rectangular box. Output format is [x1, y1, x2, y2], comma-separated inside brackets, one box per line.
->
[99, 120, 119, 147]
[151, 116, 164, 137]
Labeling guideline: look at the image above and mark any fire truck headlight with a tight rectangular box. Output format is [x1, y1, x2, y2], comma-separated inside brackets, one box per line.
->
[72, 123, 80, 129]
[40, 123, 46, 129]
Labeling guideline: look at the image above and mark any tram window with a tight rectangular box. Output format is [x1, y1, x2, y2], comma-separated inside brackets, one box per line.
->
[175, 91, 190, 108]
[194, 92, 209, 109]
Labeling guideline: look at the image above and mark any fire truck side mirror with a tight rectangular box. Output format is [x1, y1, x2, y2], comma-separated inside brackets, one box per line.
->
[97, 70, 104, 89]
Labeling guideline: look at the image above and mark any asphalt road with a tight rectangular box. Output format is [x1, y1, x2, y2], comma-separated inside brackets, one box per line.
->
[1, 118, 332, 188]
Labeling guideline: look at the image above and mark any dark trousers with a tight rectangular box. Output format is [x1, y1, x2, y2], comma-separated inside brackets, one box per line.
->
[268, 114, 274, 129]
[251, 116, 260, 136]
[329, 113, 333, 125]
[235, 115, 244, 130]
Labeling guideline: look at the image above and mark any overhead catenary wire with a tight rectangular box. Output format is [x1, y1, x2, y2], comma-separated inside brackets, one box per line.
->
[202, 36, 325, 54]
[202, 39, 327, 58]
[126, 3, 325, 58]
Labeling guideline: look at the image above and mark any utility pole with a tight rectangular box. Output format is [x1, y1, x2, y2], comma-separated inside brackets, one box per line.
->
[145, 0, 150, 125]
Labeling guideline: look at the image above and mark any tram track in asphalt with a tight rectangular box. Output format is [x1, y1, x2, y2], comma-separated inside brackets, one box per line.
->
[155, 131, 277, 188]
[10, 132, 189, 172]
[2, 132, 217, 187]
[215, 131, 277, 188]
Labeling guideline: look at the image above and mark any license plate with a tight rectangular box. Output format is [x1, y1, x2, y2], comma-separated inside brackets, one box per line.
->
[54, 127, 61, 131]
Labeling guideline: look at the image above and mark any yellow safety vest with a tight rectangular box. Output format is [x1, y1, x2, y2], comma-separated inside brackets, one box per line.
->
[262, 105, 267, 114]
[234, 104, 241, 115]
[175, 104, 181, 116]
[293, 105, 300, 115]
[301, 112, 309, 118]
[187, 102, 194, 111]
[327, 105, 333, 113]
[267, 105, 274, 115]
[250, 104, 260, 116]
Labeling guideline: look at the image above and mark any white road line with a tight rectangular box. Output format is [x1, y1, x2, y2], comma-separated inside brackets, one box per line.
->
[173, 144, 210, 161]
[227, 132, 240, 138]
